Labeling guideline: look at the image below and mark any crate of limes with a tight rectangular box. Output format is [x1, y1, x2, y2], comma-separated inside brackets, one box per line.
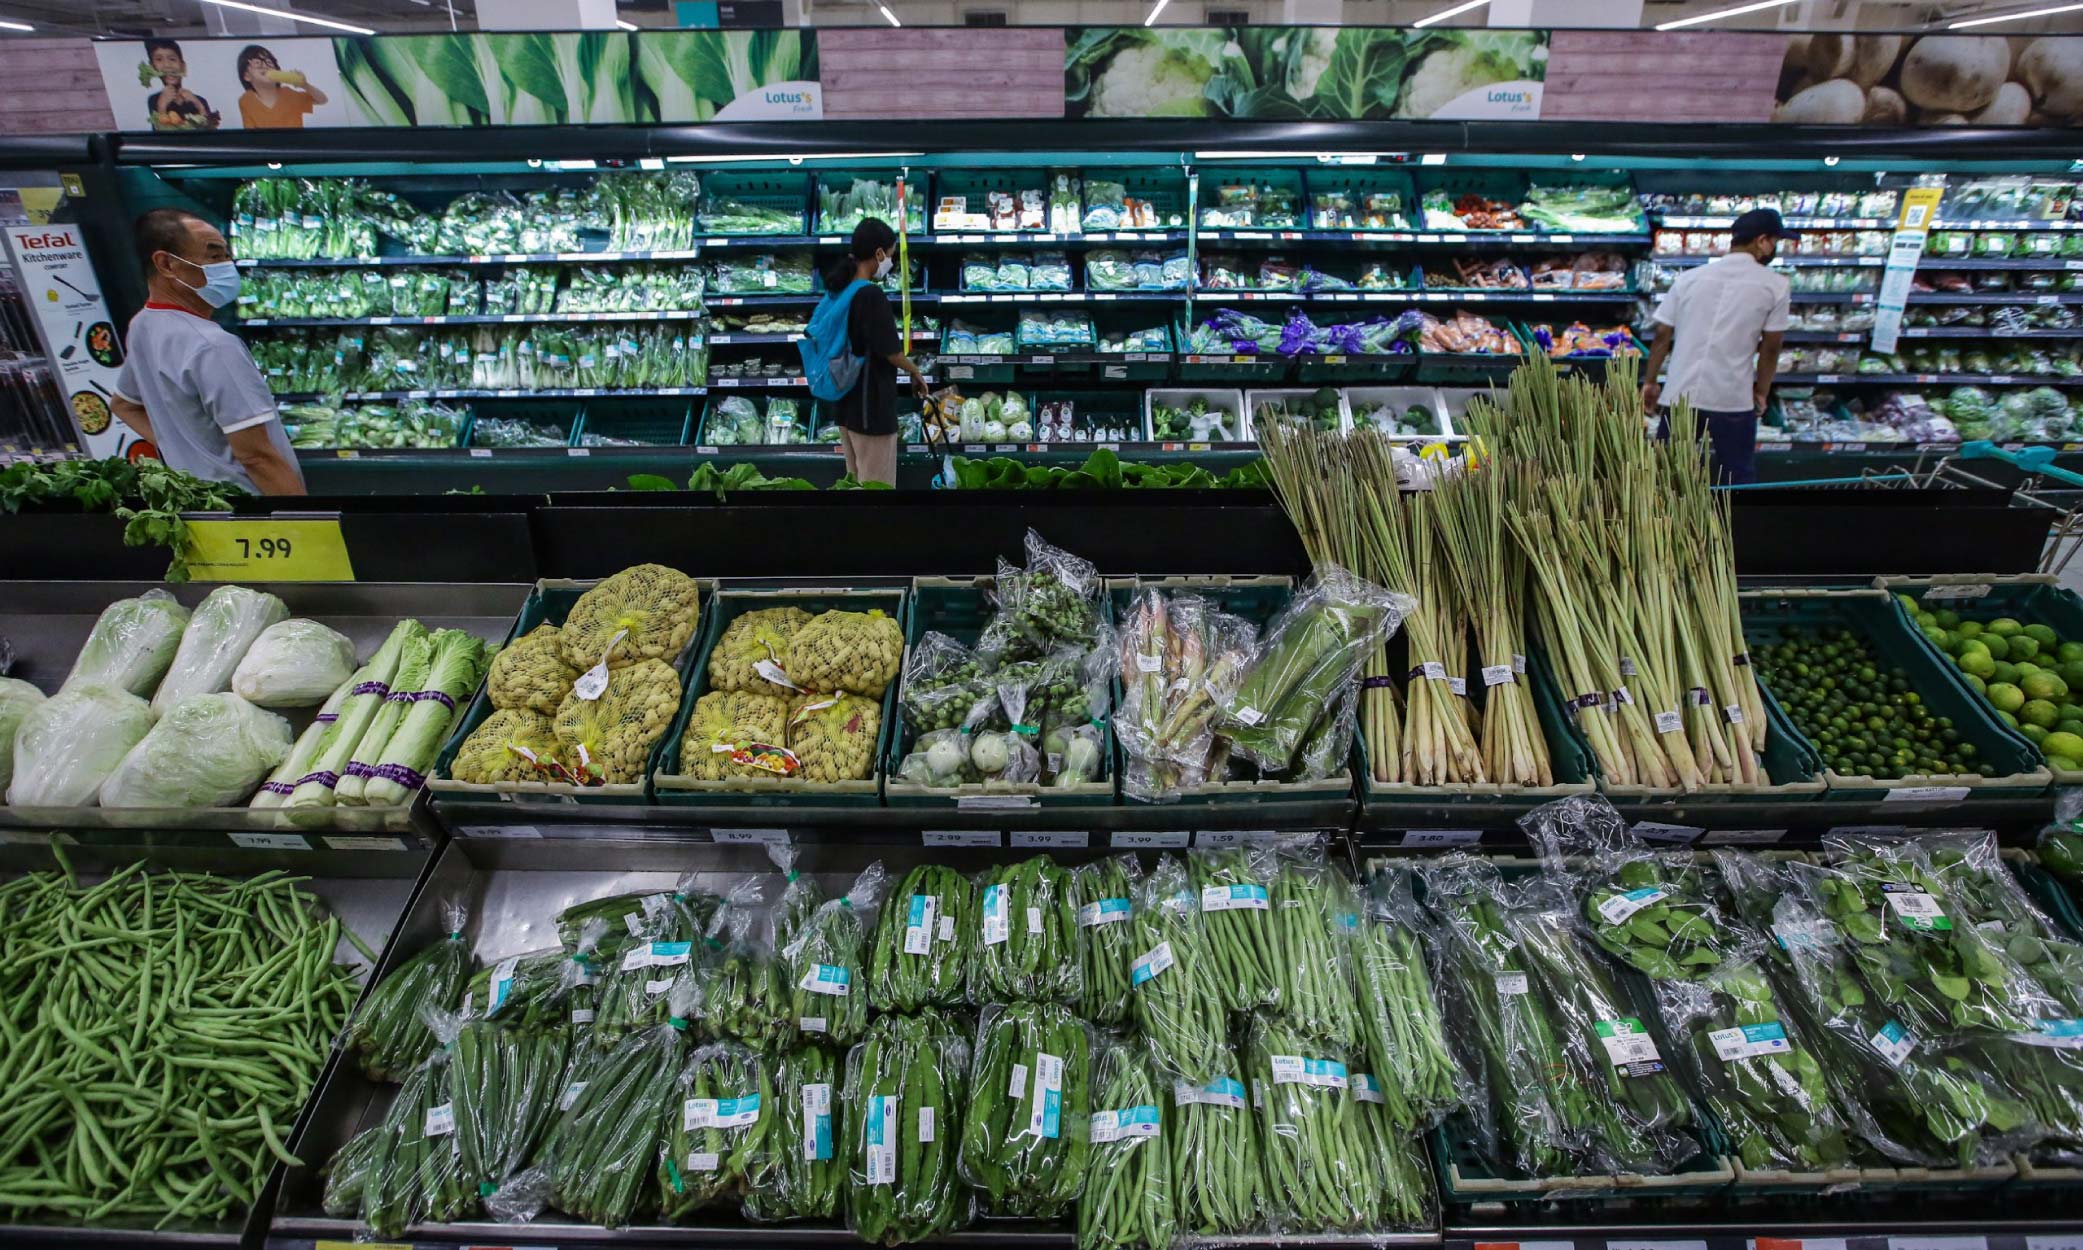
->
[1877, 573, 2083, 785]
[1738, 587, 2049, 802]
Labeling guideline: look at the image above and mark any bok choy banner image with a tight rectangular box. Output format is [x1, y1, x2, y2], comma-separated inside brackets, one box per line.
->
[1064, 27, 1548, 121]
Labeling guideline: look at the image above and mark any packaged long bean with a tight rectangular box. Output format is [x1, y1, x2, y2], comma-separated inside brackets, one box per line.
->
[744, 1044, 846, 1223]
[968, 855, 1081, 1005]
[870, 863, 971, 1011]
[1076, 1036, 1175, 1250]
[959, 1001, 1092, 1218]
[1266, 836, 1361, 1048]
[1353, 865, 1470, 1131]
[1243, 1014, 1372, 1233]
[1129, 857, 1230, 1084]
[1188, 846, 1277, 1013]
[1162, 1044, 1261, 1238]
[1349, 1073, 1436, 1231]
[346, 897, 472, 1081]
[1072, 855, 1141, 1028]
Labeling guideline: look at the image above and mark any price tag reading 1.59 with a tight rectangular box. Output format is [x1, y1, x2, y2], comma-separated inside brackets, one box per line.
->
[183, 516, 356, 582]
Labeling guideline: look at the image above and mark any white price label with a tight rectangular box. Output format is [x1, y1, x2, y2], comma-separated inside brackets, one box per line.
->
[1131, 942, 1175, 985]
[228, 832, 311, 851]
[1597, 887, 1670, 924]
[1882, 786, 1970, 803]
[1481, 664, 1516, 686]
[1402, 829, 1482, 847]
[1872, 1019, 1917, 1066]
[1632, 822, 1704, 844]
[423, 1103, 455, 1137]
[712, 828, 789, 845]
[1013, 830, 1089, 848]
[1496, 972, 1529, 995]
[1708, 1022, 1790, 1060]
[902, 894, 937, 956]
[1595, 1017, 1664, 1073]
[923, 830, 1002, 847]
[917, 1106, 935, 1142]
[982, 884, 1011, 946]
[1112, 831, 1190, 849]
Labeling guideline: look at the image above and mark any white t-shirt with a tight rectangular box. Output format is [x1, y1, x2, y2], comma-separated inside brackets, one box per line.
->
[110, 304, 305, 494]
[1651, 252, 1791, 414]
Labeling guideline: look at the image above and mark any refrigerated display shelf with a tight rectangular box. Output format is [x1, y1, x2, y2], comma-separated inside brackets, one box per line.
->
[276, 386, 710, 402]
[1921, 258, 2083, 270]
[238, 309, 708, 328]
[234, 248, 704, 268]
[1778, 372, 2083, 385]
[1653, 214, 1893, 229]
[1199, 229, 1650, 246]
[1663, 254, 1886, 267]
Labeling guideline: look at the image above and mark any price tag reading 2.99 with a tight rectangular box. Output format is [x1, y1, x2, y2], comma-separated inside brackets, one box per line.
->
[183, 516, 357, 582]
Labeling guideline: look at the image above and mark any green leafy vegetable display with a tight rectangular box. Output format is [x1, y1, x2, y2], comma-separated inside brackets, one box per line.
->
[960, 1001, 1092, 1218]
[947, 450, 1269, 492]
[0, 456, 242, 583]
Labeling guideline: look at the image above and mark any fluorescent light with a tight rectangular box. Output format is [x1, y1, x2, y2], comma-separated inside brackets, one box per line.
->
[639, 157, 664, 170]
[1413, 0, 1490, 28]
[616, 18, 638, 29]
[878, 4, 899, 23]
[1144, 0, 1170, 25]
[0, 18, 33, 31]
[198, 0, 377, 33]
[1420, 152, 1448, 166]
[1951, 2, 2083, 27]
[1654, 0, 1797, 31]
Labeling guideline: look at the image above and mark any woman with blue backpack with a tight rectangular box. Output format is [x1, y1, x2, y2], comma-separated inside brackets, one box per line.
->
[800, 217, 928, 486]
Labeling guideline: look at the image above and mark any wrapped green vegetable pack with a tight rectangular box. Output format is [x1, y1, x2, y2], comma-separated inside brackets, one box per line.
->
[1354, 865, 1467, 1131]
[699, 877, 790, 1048]
[1921, 830, 2083, 1014]
[969, 855, 1081, 1005]
[1163, 1045, 1261, 1238]
[660, 1041, 774, 1218]
[1244, 1014, 1375, 1233]
[360, 1049, 469, 1238]
[1350, 1074, 1436, 1230]
[443, 1015, 569, 1215]
[1077, 1037, 1175, 1250]
[1215, 566, 1407, 771]
[871, 863, 971, 1011]
[745, 1044, 845, 1222]
[1267, 837, 1362, 1047]
[543, 980, 697, 1227]
[346, 897, 472, 1081]
[846, 1010, 973, 1245]
[594, 885, 705, 1039]
[782, 863, 884, 1044]
[1188, 846, 1277, 1014]
[1130, 857, 1231, 1083]
[1073, 854, 1141, 1027]
[960, 1001, 1092, 1218]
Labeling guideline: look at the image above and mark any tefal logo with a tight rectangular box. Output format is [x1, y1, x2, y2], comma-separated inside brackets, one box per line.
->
[18, 230, 76, 249]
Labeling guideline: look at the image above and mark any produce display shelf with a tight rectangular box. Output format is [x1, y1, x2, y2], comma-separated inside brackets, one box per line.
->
[1198, 228, 1651, 246]
[1653, 214, 1892, 229]
[712, 331, 946, 347]
[1662, 254, 1885, 268]
[937, 291, 1189, 304]
[1207, 290, 1633, 305]
[1777, 372, 2083, 385]
[1919, 257, 2083, 270]
[918, 228, 1192, 246]
[705, 293, 822, 308]
[234, 248, 703, 269]
[927, 352, 1174, 366]
[1789, 293, 1880, 305]
[1895, 327, 2083, 338]
[238, 309, 706, 328]
[1936, 218, 2083, 230]
[277, 387, 711, 402]
[707, 375, 810, 389]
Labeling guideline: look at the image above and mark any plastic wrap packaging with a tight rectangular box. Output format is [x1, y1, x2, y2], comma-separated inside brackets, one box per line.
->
[0, 677, 43, 793]
[1813, 831, 2057, 1035]
[1350, 1070, 1437, 1232]
[1245, 1013, 1373, 1233]
[846, 1009, 974, 1245]
[1267, 836, 1362, 1047]
[1073, 855, 1142, 1028]
[595, 885, 707, 1039]
[443, 1015, 569, 1214]
[1420, 855, 1582, 1177]
[556, 884, 717, 959]
[251, 675, 352, 808]
[556, 919, 609, 1030]
[1129, 858, 1230, 1083]
[871, 863, 971, 1012]
[1077, 1036, 1175, 1250]
[361, 1047, 469, 1238]
[969, 855, 1081, 1004]
[744, 1044, 845, 1223]
[977, 530, 1103, 666]
[465, 946, 571, 1030]
[1163, 1045, 1262, 1238]
[1773, 866, 2038, 1170]
[1215, 567, 1408, 771]
[988, 652, 1070, 786]
[97, 692, 293, 808]
[659, 1041, 773, 1218]
[61, 589, 189, 697]
[1523, 795, 1759, 981]
[347, 898, 472, 1081]
[960, 1001, 1092, 1218]
[1354, 864, 1468, 1131]
[5, 682, 156, 806]
[782, 862, 884, 1045]
[1116, 590, 1260, 802]
[1294, 680, 1359, 781]
[1189, 845, 1278, 1014]
[772, 842, 827, 952]
[899, 632, 995, 737]
[230, 618, 358, 706]
[1508, 879, 1697, 1174]
[701, 877, 790, 1048]
[322, 1124, 380, 1218]
[542, 979, 696, 1227]
[150, 585, 289, 716]
[1920, 830, 2083, 1014]
[1650, 960, 1853, 1172]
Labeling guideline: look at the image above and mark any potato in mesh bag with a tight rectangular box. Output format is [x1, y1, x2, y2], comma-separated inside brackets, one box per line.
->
[788, 693, 880, 784]
[679, 690, 792, 781]
[789, 610, 903, 698]
[552, 658, 682, 784]
[451, 708, 562, 784]
[488, 623, 580, 713]
[559, 564, 700, 670]
[707, 606, 814, 694]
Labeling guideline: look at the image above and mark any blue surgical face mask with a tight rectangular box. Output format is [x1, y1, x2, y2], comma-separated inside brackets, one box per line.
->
[170, 254, 241, 308]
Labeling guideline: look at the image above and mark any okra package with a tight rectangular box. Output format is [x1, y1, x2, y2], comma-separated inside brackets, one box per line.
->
[781, 863, 885, 1045]
[699, 877, 791, 1049]
[960, 1001, 1093, 1218]
[659, 1041, 774, 1219]
[845, 1010, 975, 1245]
[1266, 836, 1362, 1048]
[540, 980, 697, 1227]
[744, 1044, 846, 1223]
[433, 1011, 571, 1217]
[1072, 855, 1143, 1028]
[360, 1047, 469, 1238]
[1077, 1036, 1175, 1250]
[555, 885, 713, 959]
[1128, 857, 1231, 1083]
[594, 887, 704, 1039]
[969, 854, 1082, 1005]
[870, 863, 971, 1011]
[1244, 1014, 1372, 1233]
[1162, 1044, 1262, 1238]
[1188, 845, 1278, 1014]
[322, 1124, 379, 1219]
[1352, 865, 1470, 1132]
[347, 896, 473, 1082]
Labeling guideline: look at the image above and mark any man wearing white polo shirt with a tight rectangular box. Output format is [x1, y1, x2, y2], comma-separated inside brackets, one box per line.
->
[1640, 207, 1795, 485]
[110, 208, 305, 495]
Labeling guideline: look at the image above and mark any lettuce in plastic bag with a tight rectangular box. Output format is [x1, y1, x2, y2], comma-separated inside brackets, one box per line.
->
[62, 590, 190, 698]
[6, 683, 156, 807]
[152, 586, 289, 716]
[232, 619, 358, 707]
[99, 693, 293, 808]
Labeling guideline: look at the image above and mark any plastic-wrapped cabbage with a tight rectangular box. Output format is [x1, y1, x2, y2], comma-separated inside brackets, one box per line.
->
[6, 683, 156, 806]
[0, 678, 46, 792]
[151, 585, 289, 716]
[62, 590, 189, 697]
[1943, 386, 1997, 436]
[99, 693, 293, 808]
[231, 619, 358, 707]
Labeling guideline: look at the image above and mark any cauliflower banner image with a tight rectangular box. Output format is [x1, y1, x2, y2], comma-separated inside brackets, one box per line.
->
[1065, 27, 1547, 121]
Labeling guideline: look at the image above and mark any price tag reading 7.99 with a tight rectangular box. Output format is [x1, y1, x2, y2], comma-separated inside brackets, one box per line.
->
[182, 516, 356, 582]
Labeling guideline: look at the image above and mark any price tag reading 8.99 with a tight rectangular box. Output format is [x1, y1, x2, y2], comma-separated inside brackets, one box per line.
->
[182, 516, 356, 582]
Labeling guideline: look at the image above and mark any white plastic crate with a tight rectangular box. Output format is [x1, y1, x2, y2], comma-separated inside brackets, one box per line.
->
[1245, 387, 1351, 436]
[1144, 387, 1247, 443]
[1437, 385, 1510, 438]
[1344, 386, 1459, 440]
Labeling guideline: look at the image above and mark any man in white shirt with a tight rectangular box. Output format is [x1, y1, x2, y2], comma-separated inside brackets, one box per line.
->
[1640, 207, 1795, 485]
[110, 208, 305, 495]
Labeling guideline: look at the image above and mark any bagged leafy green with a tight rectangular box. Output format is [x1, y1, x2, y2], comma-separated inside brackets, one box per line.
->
[6, 683, 156, 807]
[0, 677, 45, 793]
[151, 585, 289, 716]
[97, 692, 293, 808]
[1214, 566, 1406, 771]
[61, 589, 189, 697]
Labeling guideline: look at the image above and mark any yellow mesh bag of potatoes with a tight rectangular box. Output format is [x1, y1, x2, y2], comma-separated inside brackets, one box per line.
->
[450, 708, 562, 785]
[552, 658, 682, 784]
[559, 564, 699, 670]
[789, 609, 904, 697]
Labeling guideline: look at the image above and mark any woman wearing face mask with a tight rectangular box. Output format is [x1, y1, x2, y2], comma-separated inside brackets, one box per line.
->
[815, 217, 927, 487]
[109, 208, 305, 494]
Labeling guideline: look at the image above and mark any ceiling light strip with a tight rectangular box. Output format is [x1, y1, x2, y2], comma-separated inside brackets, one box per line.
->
[1412, 0, 1492, 29]
[198, 0, 376, 35]
[1653, 0, 1799, 32]
[1950, 2, 2083, 28]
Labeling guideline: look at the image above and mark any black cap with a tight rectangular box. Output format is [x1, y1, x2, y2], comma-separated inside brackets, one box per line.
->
[1730, 207, 1796, 244]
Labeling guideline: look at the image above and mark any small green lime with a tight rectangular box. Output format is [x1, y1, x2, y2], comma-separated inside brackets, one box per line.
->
[1937, 609, 1962, 630]
[2051, 755, 2083, 773]
[2046, 731, 2083, 761]
[2000, 709, 2021, 728]
[2026, 672, 2069, 701]
[1960, 620, 1986, 640]
[1982, 634, 2013, 661]
[2060, 641, 2083, 665]
[1992, 661, 2022, 686]
[2023, 723, 2050, 745]
[2027, 623, 2059, 648]
[1965, 673, 1988, 695]
[2024, 699, 2060, 729]
[2012, 635, 2043, 661]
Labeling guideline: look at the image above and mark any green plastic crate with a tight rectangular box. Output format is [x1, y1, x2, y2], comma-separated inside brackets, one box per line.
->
[574, 396, 692, 448]
[932, 169, 1051, 234]
[1515, 322, 1648, 381]
[652, 587, 905, 808]
[428, 577, 710, 807]
[1301, 167, 1418, 232]
[700, 171, 811, 237]
[1077, 168, 1190, 234]
[884, 576, 1114, 808]
[1197, 166, 1307, 231]
[1739, 587, 2051, 801]
[1359, 647, 1598, 810]
[1412, 169, 1532, 235]
[1415, 343, 1530, 385]
[1590, 647, 1827, 806]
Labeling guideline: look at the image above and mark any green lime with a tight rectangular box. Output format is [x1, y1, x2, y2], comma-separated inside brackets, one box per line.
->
[2059, 719, 2083, 738]
[1961, 637, 1991, 657]
[2025, 723, 2051, 745]
[1991, 617, 2025, 638]
[2000, 709, 2021, 728]
[1937, 609, 1962, 630]
[2060, 641, 2083, 665]
[2046, 731, 2083, 761]
[2027, 623, 2059, 649]
[1960, 620, 1986, 640]
[1965, 673, 1988, 695]
[2051, 755, 2083, 773]
[1989, 682, 2027, 714]
[2012, 635, 2043, 661]
[2026, 672, 2069, 701]
[1982, 634, 2012, 661]
[1992, 661, 2022, 686]
[1960, 650, 1997, 679]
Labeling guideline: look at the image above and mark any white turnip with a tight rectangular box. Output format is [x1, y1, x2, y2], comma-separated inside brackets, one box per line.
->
[1849, 34, 1904, 88]
[1775, 79, 1867, 125]
[1899, 35, 2010, 114]
[2019, 38, 2083, 118]
[1801, 34, 1856, 83]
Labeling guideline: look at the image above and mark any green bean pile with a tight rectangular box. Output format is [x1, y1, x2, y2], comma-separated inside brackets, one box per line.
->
[0, 856, 368, 1229]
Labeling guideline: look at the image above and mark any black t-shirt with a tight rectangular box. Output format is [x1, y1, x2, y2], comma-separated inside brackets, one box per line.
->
[836, 284, 901, 436]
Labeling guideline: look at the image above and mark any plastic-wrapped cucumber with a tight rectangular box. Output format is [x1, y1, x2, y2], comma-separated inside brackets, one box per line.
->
[782, 864, 884, 1045]
[1076, 1037, 1175, 1250]
[1266, 838, 1361, 1048]
[1130, 858, 1230, 1083]
[1354, 865, 1467, 1130]
[1162, 1046, 1261, 1238]
[870, 864, 970, 1012]
[959, 1001, 1091, 1218]
[1072, 855, 1141, 1028]
[346, 898, 472, 1081]
[845, 1010, 973, 1245]
[660, 1041, 773, 1218]
[360, 1050, 468, 1238]
[1188, 847, 1277, 1013]
[448, 1018, 569, 1212]
[745, 1044, 845, 1222]
[968, 855, 1081, 1005]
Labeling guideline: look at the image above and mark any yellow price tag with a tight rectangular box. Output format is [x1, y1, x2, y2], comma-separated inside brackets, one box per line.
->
[184, 517, 356, 582]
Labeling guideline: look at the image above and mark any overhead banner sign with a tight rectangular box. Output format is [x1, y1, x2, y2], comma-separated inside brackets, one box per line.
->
[93, 29, 821, 131]
[1, 224, 132, 459]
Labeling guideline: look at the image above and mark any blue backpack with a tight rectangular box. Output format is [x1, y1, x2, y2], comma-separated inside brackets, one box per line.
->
[799, 279, 872, 402]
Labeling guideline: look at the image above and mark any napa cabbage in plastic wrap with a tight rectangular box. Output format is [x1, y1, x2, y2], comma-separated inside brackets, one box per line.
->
[98, 693, 293, 808]
[62, 590, 189, 698]
[0, 678, 45, 793]
[151, 586, 290, 716]
[6, 683, 156, 807]
[231, 619, 359, 707]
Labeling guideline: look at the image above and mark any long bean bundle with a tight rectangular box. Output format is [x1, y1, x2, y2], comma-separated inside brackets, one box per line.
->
[660, 1042, 774, 1218]
[845, 1010, 973, 1245]
[1349, 1078, 1436, 1230]
[1267, 841, 1361, 1047]
[870, 864, 971, 1011]
[1353, 866, 1466, 1130]
[1072, 854, 1141, 1027]
[1244, 1014, 1374, 1233]
[347, 898, 472, 1081]
[1129, 858, 1230, 1082]
[959, 1001, 1092, 1218]
[1188, 847, 1277, 1013]
[744, 1044, 845, 1222]
[1077, 1038, 1175, 1250]
[969, 855, 1082, 1005]
[1163, 1046, 1261, 1237]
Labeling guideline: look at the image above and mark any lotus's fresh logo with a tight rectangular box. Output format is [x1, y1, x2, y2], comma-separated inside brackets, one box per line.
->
[1487, 88, 1532, 105]
[717, 81, 821, 120]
